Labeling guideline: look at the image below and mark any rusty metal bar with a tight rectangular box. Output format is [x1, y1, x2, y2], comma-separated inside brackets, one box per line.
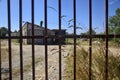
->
[44, 0, 48, 80]
[19, 0, 23, 80]
[1, 34, 120, 39]
[7, 0, 12, 79]
[0, 34, 1, 80]
[31, 0, 35, 79]
[89, 0, 92, 80]
[0, 0, 118, 79]
[105, 0, 108, 80]
[73, 0, 76, 80]
[58, 0, 62, 80]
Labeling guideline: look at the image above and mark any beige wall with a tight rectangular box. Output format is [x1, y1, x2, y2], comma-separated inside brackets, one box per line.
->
[22, 23, 55, 44]
[28, 29, 44, 44]
[22, 23, 28, 44]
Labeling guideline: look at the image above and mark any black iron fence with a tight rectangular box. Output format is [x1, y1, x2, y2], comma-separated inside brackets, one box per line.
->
[0, 0, 120, 80]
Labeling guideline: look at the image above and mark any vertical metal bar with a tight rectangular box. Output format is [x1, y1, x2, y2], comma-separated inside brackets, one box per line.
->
[0, 35, 1, 80]
[7, 0, 12, 79]
[58, 0, 62, 80]
[73, 0, 76, 80]
[89, 0, 92, 80]
[19, 0, 23, 80]
[31, 0, 35, 79]
[44, 0, 48, 80]
[105, 0, 108, 80]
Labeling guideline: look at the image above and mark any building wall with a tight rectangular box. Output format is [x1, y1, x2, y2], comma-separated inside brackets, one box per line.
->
[22, 22, 56, 45]
[52, 30, 66, 44]
[22, 23, 28, 44]
[27, 29, 44, 44]
[22, 22, 67, 45]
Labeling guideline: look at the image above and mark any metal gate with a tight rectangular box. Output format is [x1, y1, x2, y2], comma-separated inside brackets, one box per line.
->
[0, 0, 120, 80]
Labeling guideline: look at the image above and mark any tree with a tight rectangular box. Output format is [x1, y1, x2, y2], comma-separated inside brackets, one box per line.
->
[81, 29, 96, 35]
[14, 30, 18, 33]
[109, 8, 120, 34]
[108, 8, 120, 42]
[0, 27, 8, 37]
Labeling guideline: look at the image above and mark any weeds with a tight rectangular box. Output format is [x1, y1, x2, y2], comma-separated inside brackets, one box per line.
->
[65, 42, 120, 80]
[1, 47, 8, 61]
[10, 57, 43, 79]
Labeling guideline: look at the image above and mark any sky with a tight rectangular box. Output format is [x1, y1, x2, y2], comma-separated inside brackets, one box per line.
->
[0, 0, 120, 34]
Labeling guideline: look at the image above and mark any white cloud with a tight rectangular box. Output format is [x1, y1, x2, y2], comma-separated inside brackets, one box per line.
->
[109, 0, 120, 5]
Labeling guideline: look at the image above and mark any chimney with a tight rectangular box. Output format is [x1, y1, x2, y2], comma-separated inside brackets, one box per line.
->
[40, 21, 43, 27]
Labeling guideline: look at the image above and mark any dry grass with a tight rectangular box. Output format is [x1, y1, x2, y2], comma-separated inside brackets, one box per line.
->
[1, 47, 8, 61]
[1, 57, 43, 80]
[65, 43, 120, 80]
[1, 40, 44, 79]
[12, 57, 43, 76]
[1, 46, 16, 61]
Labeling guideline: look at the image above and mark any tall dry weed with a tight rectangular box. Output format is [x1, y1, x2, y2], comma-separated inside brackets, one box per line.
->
[65, 43, 120, 80]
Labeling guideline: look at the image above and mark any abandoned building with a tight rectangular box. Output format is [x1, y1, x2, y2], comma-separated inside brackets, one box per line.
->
[22, 22, 66, 45]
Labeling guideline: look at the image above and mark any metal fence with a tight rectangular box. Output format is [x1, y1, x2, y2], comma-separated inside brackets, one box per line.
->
[0, 0, 120, 80]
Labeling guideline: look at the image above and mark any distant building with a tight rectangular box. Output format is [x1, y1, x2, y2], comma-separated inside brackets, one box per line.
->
[51, 29, 66, 44]
[22, 22, 66, 45]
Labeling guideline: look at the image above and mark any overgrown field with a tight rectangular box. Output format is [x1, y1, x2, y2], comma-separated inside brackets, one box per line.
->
[65, 42, 120, 80]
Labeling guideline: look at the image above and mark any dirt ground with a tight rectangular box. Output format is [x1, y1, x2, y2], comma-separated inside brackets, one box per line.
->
[1, 40, 120, 80]
[1, 40, 72, 80]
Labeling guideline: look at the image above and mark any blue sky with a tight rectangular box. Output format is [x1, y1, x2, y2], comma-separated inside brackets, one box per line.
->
[0, 0, 120, 34]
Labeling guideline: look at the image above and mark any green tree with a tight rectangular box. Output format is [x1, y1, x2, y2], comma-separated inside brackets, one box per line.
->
[14, 30, 18, 33]
[81, 29, 96, 35]
[109, 8, 120, 34]
[0, 27, 8, 37]
[109, 8, 120, 42]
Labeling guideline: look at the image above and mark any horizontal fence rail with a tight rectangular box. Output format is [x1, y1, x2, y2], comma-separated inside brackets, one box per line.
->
[1, 35, 120, 39]
[0, 0, 120, 80]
